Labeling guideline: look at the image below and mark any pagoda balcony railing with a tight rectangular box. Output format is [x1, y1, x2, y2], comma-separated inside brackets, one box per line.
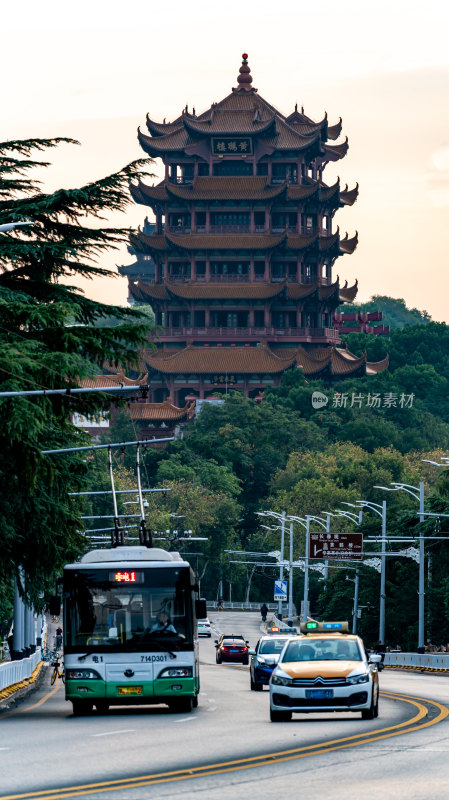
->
[168, 225, 191, 234]
[158, 326, 340, 340]
[209, 273, 250, 282]
[168, 176, 194, 185]
[209, 224, 251, 233]
[159, 274, 331, 285]
[271, 177, 298, 185]
[271, 225, 298, 234]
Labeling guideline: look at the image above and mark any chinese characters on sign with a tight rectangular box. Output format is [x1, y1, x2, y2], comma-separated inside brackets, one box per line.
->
[332, 392, 415, 409]
[212, 137, 253, 155]
[309, 532, 364, 561]
[213, 375, 236, 385]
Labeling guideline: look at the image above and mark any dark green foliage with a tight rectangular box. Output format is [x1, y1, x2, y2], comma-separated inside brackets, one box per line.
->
[340, 295, 431, 329]
[0, 137, 155, 610]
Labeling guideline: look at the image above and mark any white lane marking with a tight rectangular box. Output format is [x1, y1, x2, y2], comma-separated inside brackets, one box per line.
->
[0, 747, 10, 751]
[207, 707, 217, 712]
[207, 698, 216, 703]
[92, 729, 136, 737]
[176, 717, 197, 723]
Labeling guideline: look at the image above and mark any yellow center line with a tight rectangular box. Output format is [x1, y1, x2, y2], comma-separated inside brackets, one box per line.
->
[0, 690, 447, 800]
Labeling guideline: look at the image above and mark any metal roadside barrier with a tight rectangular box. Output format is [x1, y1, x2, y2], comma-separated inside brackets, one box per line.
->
[0, 649, 43, 701]
[207, 601, 278, 612]
[270, 615, 298, 634]
[384, 652, 449, 672]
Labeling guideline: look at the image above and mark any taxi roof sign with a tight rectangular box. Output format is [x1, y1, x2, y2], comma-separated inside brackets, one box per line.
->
[300, 620, 349, 634]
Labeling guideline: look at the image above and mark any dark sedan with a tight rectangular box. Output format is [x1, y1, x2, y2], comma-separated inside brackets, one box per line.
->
[215, 635, 249, 665]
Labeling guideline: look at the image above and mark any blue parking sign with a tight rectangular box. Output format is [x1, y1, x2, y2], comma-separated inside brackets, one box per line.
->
[274, 580, 287, 601]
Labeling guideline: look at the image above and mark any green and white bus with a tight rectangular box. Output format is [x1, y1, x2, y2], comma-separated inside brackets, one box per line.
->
[63, 546, 206, 715]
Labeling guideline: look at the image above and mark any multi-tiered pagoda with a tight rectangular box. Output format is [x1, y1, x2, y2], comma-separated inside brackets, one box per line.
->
[127, 55, 388, 405]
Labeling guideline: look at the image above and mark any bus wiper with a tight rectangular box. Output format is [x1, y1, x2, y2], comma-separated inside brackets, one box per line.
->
[148, 641, 176, 658]
[77, 654, 88, 662]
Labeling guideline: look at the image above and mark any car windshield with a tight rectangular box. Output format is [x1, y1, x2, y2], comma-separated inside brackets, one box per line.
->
[258, 638, 288, 655]
[281, 638, 362, 662]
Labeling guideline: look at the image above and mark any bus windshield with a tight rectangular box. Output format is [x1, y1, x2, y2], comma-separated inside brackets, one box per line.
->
[64, 566, 192, 652]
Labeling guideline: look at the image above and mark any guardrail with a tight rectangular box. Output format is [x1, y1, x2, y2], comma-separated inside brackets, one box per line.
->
[384, 652, 449, 671]
[0, 649, 42, 693]
[207, 601, 278, 612]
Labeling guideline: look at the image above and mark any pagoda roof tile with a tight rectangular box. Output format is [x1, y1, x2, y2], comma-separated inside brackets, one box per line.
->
[129, 399, 196, 421]
[339, 231, 358, 254]
[144, 344, 298, 374]
[339, 279, 359, 303]
[166, 175, 285, 200]
[324, 139, 349, 160]
[146, 113, 183, 136]
[142, 342, 388, 378]
[163, 281, 286, 299]
[165, 231, 286, 250]
[79, 372, 148, 389]
[182, 110, 276, 136]
[340, 183, 359, 206]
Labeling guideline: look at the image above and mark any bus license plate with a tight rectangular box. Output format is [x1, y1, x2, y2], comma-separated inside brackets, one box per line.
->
[118, 686, 143, 695]
[305, 689, 333, 699]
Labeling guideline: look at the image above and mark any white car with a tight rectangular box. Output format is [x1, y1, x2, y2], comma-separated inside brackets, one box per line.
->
[269, 623, 381, 722]
[198, 618, 212, 637]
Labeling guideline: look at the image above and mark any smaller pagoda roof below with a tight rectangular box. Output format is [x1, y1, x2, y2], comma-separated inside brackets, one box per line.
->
[79, 373, 148, 389]
[129, 398, 196, 421]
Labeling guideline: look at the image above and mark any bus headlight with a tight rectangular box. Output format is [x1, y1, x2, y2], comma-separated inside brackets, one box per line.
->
[347, 673, 370, 685]
[158, 667, 192, 678]
[66, 669, 102, 680]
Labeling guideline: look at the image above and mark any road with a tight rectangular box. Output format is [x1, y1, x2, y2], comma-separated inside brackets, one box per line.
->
[1, 612, 449, 800]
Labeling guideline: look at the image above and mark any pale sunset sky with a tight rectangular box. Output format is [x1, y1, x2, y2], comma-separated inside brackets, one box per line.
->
[2, 0, 449, 321]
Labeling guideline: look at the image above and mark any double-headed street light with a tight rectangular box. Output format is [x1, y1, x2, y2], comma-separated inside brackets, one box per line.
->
[375, 482, 424, 647]
[342, 500, 387, 643]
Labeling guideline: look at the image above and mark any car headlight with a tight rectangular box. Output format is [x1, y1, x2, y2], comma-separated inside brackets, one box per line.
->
[66, 669, 102, 680]
[271, 673, 293, 686]
[347, 672, 370, 685]
[158, 667, 193, 678]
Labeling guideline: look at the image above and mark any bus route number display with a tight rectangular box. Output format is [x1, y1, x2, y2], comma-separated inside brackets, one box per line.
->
[109, 571, 144, 584]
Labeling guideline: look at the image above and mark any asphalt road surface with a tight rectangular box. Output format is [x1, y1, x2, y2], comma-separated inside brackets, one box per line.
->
[1, 612, 449, 800]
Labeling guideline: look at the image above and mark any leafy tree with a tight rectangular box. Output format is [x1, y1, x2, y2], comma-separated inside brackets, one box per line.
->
[340, 295, 431, 329]
[0, 137, 155, 605]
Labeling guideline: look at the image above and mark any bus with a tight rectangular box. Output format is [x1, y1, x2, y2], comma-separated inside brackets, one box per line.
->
[63, 546, 206, 715]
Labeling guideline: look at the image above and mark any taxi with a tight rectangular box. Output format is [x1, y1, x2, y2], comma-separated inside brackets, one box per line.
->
[269, 621, 381, 722]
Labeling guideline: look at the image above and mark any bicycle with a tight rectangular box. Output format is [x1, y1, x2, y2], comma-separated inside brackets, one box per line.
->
[50, 655, 65, 685]
[42, 646, 58, 663]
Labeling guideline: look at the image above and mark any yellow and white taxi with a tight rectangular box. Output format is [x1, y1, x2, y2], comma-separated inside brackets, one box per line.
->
[269, 621, 381, 722]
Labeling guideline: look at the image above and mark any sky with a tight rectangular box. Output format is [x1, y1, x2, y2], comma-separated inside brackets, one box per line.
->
[2, 0, 449, 321]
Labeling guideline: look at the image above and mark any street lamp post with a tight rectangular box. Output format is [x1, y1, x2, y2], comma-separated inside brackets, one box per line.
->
[256, 511, 286, 617]
[343, 499, 387, 643]
[375, 482, 425, 647]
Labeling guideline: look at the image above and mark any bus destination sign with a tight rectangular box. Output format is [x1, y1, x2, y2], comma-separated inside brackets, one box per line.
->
[110, 571, 144, 584]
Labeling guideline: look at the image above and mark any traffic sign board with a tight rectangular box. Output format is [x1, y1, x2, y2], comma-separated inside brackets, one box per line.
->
[274, 579, 287, 600]
[309, 531, 363, 560]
